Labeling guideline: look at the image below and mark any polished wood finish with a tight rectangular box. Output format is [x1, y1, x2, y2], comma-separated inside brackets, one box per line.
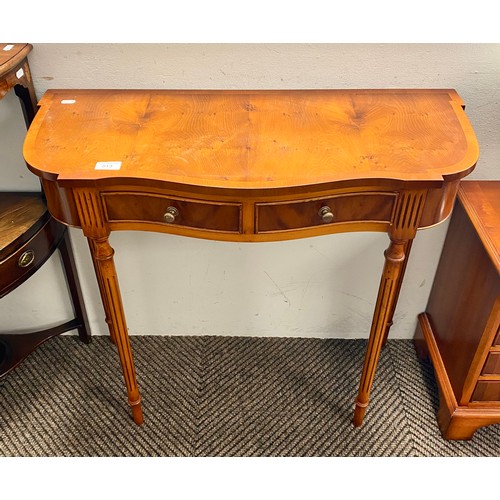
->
[482, 352, 500, 375]
[0, 43, 37, 124]
[25, 89, 477, 187]
[1, 195, 57, 297]
[0, 43, 91, 378]
[416, 181, 500, 440]
[23, 89, 479, 426]
[0, 193, 47, 251]
[256, 192, 395, 233]
[103, 192, 242, 233]
[459, 181, 500, 269]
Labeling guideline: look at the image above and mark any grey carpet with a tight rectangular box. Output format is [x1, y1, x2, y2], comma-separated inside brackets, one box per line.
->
[0, 335, 498, 456]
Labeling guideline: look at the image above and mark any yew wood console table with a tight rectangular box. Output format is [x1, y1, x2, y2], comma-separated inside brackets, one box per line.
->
[23, 89, 479, 427]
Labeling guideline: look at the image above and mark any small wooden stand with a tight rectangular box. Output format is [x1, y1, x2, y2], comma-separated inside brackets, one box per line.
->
[0, 43, 91, 377]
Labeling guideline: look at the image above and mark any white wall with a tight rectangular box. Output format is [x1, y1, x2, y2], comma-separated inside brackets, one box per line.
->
[1, 44, 499, 338]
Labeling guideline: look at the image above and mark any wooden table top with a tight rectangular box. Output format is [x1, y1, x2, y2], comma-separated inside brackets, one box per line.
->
[0, 193, 46, 254]
[459, 181, 500, 273]
[24, 89, 479, 190]
[1, 43, 33, 102]
[0, 43, 31, 77]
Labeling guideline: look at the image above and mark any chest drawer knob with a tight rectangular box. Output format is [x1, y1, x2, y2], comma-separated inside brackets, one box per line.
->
[18, 250, 35, 268]
[163, 206, 179, 223]
[319, 206, 334, 223]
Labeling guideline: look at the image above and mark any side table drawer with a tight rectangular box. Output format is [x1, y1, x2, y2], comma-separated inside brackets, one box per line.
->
[0, 216, 64, 297]
[256, 192, 396, 233]
[103, 192, 242, 233]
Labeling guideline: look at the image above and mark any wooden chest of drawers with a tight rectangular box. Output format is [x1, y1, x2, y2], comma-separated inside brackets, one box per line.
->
[416, 180, 500, 440]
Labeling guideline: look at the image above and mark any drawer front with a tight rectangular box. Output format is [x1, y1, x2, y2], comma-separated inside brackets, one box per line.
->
[482, 352, 500, 375]
[471, 381, 500, 402]
[103, 192, 242, 233]
[256, 192, 395, 233]
[0, 217, 63, 297]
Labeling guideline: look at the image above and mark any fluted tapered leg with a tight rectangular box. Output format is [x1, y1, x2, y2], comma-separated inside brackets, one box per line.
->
[89, 236, 143, 425]
[381, 239, 413, 347]
[353, 238, 408, 427]
[88, 239, 116, 345]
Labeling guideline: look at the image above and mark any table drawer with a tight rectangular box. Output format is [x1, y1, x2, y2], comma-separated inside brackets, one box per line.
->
[103, 192, 242, 233]
[482, 352, 500, 376]
[471, 381, 500, 402]
[256, 192, 395, 233]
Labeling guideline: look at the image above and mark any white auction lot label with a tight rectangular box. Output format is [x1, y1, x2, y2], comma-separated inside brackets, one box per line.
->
[95, 161, 122, 170]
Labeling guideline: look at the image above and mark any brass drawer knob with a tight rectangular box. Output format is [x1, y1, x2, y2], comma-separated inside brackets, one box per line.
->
[163, 206, 179, 223]
[319, 206, 334, 223]
[18, 249, 35, 268]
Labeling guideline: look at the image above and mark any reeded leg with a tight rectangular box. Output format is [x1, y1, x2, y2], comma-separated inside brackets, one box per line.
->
[89, 236, 143, 425]
[88, 239, 116, 345]
[381, 239, 413, 347]
[353, 237, 409, 427]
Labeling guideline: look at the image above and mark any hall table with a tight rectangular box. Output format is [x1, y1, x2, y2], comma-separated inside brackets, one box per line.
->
[23, 89, 479, 427]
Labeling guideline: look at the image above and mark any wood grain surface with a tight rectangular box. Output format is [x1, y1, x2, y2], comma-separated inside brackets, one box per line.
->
[0, 193, 47, 253]
[24, 89, 479, 188]
[458, 181, 500, 273]
[417, 181, 500, 439]
[0, 43, 32, 101]
[0, 43, 31, 74]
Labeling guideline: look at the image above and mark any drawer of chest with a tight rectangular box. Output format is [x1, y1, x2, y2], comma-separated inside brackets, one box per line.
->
[471, 381, 500, 402]
[255, 192, 396, 233]
[102, 192, 242, 233]
[482, 352, 500, 376]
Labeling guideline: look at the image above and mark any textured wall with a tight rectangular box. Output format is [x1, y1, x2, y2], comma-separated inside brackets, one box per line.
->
[1, 44, 499, 338]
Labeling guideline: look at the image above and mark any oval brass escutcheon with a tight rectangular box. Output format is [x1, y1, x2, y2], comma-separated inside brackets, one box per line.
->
[18, 249, 35, 268]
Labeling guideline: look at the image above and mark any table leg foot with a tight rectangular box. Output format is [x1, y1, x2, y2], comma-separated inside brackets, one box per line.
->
[130, 397, 144, 425]
[353, 399, 369, 427]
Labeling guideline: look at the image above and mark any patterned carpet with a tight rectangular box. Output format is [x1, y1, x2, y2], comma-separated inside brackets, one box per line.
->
[0, 335, 498, 457]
